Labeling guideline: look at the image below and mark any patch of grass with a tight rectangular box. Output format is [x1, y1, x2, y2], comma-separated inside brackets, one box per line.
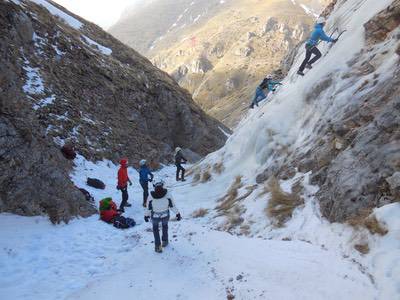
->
[192, 172, 201, 183]
[347, 209, 388, 236]
[212, 161, 225, 174]
[192, 208, 209, 218]
[354, 243, 370, 255]
[266, 177, 304, 227]
[364, 216, 388, 236]
[240, 224, 251, 236]
[216, 176, 243, 212]
[201, 170, 212, 183]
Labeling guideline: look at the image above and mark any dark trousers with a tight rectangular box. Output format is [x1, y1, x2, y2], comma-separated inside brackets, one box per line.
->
[298, 44, 322, 72]
[119, 186, 129, 210]
[152, 216, 169, 247]
[176, 163, 185, 180]
[140, 181, 149, 204]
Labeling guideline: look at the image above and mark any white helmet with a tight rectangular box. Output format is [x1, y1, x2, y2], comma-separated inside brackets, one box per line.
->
[316, 16, 326, 24]
[139, 159, 147, 166]
[175, 147, 182, 154]
[266, 74, 273, 79]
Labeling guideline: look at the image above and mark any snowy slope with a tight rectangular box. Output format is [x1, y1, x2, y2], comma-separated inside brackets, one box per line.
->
[0, 156, 381, 300]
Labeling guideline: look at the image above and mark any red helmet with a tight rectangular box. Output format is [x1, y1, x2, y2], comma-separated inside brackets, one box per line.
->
[120, 158, 128, 166]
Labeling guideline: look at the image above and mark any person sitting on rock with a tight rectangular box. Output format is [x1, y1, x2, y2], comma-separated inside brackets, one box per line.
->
[250, 75, 282, 108]
[175, 147, 187, 181]
[297, 16, 337, 76]
[139, 159, 154, 208]
[117, 158, 132, 212]
[144, 180, 181, 253]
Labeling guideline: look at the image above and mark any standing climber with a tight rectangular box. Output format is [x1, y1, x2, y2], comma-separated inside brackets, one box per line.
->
[297, 16, 337, 76]
[117, 158, 132, 212]
[144, 180, 181, 253]
[175, 147, 187, 181]
[139, 159, 154, 208]
[250, 75, 282, 109]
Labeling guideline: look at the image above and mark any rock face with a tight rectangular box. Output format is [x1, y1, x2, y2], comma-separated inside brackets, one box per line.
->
[364, 0, 400, 44]
[0, 0, 227, 221]
[109, 0, 330, 127]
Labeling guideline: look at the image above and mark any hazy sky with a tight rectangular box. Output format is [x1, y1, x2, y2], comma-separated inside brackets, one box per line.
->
[53, 0, 138, 29]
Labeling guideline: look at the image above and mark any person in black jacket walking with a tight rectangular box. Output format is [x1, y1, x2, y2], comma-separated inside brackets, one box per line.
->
[174, 147, 187, 181]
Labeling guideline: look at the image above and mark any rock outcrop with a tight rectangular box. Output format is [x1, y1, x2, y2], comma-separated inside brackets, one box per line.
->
[0, 0, 228, 222]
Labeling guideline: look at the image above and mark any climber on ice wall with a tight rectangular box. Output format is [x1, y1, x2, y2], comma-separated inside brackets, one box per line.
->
[250, 75, 282, 109]
[297, 16, 338, 76]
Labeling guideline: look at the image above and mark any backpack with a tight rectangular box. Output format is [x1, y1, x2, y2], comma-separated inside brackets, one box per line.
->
[113, 215, 136, 229]
[87, 177, 106, 189]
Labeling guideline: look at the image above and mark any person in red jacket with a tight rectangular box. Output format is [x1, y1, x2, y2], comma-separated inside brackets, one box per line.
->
[117, 158, 132, 212]
[99, 198, 120, 223]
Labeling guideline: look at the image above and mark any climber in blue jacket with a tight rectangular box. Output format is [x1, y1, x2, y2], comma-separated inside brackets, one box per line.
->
[297, 16, 337, 76]
[250, 75, 282, 108]
[139, 159, 154, 207]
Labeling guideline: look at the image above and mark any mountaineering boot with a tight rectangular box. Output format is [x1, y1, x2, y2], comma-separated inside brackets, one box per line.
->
[297, 70, 305, 76]
[125, 202, 132, 207]
[162, 240, 169, 247]
[305, 63, 312, 69]
[142, 200, 147, 208]
[155, 245, 163, 253]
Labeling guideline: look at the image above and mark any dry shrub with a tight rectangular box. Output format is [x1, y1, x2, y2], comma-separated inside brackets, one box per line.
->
[240, 224, 251, 236]
[186, 165, 200, 177]
[192, 172, 201, 183]
[347, 209, 388, 236]
[354, 243, 370, 254]
[364, 216, 388, 236]
[201, 170, 212, 183]
[213, 162, 225, 174]
[192, 208, 209, 218]
[221, 213, 245, 231]
[216, 176, 243, 212]
[266, 177, 304, 227]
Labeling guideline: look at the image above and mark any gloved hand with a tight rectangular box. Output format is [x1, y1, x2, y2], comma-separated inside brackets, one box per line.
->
[176, 213, 182, 221]
[332, 38, 338, 43]
[116, 186, 120, 190]
[144, 216, 150, 222]
[129, 181, 132, 186]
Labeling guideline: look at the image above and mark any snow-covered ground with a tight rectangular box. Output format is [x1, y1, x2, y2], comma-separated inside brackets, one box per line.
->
[2, 156, 395, 300]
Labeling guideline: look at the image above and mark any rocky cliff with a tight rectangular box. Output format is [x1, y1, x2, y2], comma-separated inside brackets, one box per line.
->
[110, 0, 329, 127]
[0, 0, 228, 222]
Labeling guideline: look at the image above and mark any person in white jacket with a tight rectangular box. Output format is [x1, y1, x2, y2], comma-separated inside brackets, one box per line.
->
[144, 180, 181, 253]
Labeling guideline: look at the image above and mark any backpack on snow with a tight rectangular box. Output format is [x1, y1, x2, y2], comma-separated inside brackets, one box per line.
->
[87, 177, 106, 189]
[113, 215, 136, 229]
